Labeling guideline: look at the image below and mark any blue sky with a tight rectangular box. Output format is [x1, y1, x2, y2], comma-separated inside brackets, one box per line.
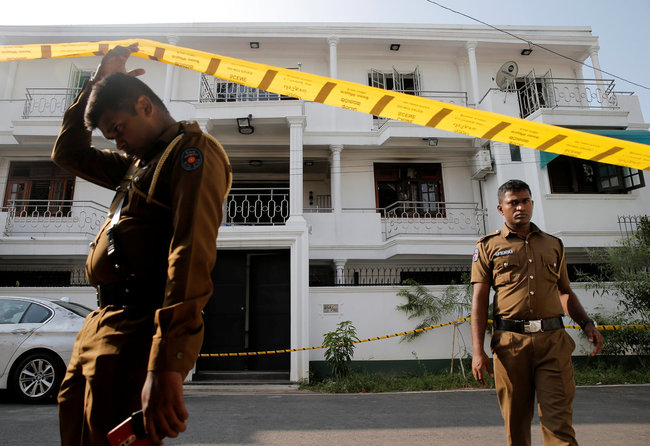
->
[2, 0, 649, 120]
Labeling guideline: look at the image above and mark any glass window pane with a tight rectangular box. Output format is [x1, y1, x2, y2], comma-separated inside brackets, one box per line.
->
[21, 303, 52, 323]
[0, 299, 30, 324]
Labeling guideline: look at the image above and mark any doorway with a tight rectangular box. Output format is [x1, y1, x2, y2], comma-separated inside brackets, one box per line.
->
[197, 250, 291, 374]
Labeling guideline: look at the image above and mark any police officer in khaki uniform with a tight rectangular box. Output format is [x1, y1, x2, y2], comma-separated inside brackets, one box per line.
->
[471, 180, 603, 446]
[52, 46, 231, 445]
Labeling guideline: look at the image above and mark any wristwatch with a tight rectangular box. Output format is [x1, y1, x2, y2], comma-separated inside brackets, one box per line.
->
[578, 318, 596, 330]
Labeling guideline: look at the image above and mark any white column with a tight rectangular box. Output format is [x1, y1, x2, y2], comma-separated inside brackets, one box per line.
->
[456, 59, 468, 105]
[589, 46, 607, 106]
[3, 61, 18, 100]
[163, 35, 179, 105]
[572, 63, 587, 107]
[287, 116, 307, 222]
[330, 144, 343, 214]
[465, 41, 480, 106]
[334, 259, 347, 285]
[328, 36, 339, 79]
[589, 46, 603, 81]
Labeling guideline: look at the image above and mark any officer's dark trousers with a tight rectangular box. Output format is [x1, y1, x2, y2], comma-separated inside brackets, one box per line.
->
[492, 328, 578, 446]
[58, 307, 154, 446]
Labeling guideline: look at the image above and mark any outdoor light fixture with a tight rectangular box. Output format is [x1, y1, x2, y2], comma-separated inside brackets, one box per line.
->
[237, 114, 254, 134]
[250, 41, 260, 49]
[521, 43, 533, 56]
[390, 43, 401, 51]
[249, 160, 263, 167]
[304, 160, 314, 167]
[423, 137, 438, 147]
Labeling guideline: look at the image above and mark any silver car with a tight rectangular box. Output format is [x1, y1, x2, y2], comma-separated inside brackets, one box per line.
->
[0, 296, 91, 403]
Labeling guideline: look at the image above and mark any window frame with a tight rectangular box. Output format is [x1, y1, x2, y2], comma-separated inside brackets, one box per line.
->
[547, 155, 645, 194]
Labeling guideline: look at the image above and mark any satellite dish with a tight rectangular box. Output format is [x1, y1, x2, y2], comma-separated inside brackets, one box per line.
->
[495, 61, 518, 90]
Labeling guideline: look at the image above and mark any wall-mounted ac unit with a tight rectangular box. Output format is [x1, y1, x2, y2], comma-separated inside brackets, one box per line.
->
[471, 149, 494, 179]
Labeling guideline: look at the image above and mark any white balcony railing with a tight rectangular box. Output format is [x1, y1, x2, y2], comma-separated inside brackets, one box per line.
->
[2, 196, 485, 237]
[383, 201, 486, 238]
[3, 200, 108, 237]
[200, 73, 300, 103]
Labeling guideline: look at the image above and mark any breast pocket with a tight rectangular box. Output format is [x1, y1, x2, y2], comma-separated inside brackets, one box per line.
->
[493, 257, 519, 286]
[543, 254, 561, 279]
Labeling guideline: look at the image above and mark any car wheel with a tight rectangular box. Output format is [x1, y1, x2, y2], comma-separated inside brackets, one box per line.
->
[10, 352, 64, 403]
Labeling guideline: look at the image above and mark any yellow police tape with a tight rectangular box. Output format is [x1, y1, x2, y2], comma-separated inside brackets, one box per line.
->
[198, 317, 650, 358]
[1, 39, 649, 171]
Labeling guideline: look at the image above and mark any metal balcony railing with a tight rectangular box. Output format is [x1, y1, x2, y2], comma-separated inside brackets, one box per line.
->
[23, 88, 80, 118]
[225, 188, 290, 225]
[516, 77, 618, 118]
[3, 200, 108, 237]
[200, 73, 300, 103]
[383, 201, 486, 238]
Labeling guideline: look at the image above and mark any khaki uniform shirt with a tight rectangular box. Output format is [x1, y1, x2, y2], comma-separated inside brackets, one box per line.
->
[471, 223, 569, 320]
[52, 85, 232, 375]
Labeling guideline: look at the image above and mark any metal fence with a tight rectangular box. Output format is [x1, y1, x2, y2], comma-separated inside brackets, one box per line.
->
[3, 200, 108, 237]
[23, 88, 80, 118]
[224, 188, 290, 225]
[383, 201, 486, 238]
[310, 263, 471, 286]
[618, 215, 649, 238]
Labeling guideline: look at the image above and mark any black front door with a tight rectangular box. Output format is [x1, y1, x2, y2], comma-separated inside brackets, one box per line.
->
[197, 249, 290, 372]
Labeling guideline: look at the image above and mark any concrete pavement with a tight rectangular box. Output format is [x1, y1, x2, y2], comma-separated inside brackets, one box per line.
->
[1, 384, 648, 445]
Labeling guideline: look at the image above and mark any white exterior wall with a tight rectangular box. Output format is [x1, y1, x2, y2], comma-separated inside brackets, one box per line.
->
[309, 284, 618, 362]
[0, 23, 648, 380]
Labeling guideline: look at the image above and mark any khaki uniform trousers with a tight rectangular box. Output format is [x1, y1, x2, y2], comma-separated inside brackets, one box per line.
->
[58, 307, 155, 446]
[491, 328, 577, 446]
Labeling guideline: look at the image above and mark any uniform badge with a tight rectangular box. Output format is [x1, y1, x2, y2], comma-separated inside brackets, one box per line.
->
[472, 248, 479, 262]
[494, 249, 514, 257]
[181, 148, 203, 171]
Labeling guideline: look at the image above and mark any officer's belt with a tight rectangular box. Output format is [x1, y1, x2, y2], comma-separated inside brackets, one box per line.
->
[96, 281, 161, 311]
[495, 316, 564, 333]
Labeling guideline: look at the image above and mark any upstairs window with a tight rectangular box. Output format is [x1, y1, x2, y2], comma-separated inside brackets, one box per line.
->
[3, 161, 76, 214]
[374, 163, 445, 216]
[369, 66, 421, 95]
[547, 155, 644, 194]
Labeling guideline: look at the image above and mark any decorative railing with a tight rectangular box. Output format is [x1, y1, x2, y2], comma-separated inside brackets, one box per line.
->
[383, 201, 486, 238]
[225, 188, 290, 225]
[618, 214, 649, 238]
[3, 200, 107, 237]
[517, 78, 618, 118]
[200, 73, 300, 103]
[23, 88, 80, 118]
[310, 263, 471, 286]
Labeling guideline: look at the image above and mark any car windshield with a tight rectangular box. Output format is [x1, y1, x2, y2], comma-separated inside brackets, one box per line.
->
[53, 301, 92, 317]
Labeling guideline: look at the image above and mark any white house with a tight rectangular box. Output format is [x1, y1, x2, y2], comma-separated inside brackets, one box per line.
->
[0, 23, 647, 382]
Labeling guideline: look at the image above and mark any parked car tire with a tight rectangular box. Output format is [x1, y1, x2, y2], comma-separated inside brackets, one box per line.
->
[9, 351, 64, 403]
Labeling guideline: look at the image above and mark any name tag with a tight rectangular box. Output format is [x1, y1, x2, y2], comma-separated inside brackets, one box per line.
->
[494, 249, 513, 257]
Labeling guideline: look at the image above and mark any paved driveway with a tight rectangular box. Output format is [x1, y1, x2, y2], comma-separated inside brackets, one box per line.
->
[1, 384, 648, 445]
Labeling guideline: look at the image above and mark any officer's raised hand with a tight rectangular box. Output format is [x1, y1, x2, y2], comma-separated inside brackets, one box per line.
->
[93, 44, 145, 83]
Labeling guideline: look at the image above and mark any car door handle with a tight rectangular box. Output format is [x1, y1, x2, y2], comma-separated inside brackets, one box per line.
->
[11, 328, 30, 335]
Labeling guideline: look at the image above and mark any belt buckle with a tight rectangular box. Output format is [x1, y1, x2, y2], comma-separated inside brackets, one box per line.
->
[524, 320, 543, 333]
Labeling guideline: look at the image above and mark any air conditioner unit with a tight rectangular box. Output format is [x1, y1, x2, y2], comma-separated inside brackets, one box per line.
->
[471, 149, 494, 179]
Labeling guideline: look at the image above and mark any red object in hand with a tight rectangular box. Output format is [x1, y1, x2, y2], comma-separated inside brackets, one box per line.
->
[107, 410, 153, 446]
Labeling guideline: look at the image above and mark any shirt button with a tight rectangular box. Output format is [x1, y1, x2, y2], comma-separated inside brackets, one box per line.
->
[525, 241, 529, 244]
[504, 262, 508, 266]
[176, 352, 184, 360]
[528, 259, 533, 263]
[530, 291, 535, 295]
[529, 275, 534, 279]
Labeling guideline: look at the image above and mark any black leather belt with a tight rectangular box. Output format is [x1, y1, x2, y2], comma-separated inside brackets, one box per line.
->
[495, 316, 564, 333]
[96, 281, 161, 311]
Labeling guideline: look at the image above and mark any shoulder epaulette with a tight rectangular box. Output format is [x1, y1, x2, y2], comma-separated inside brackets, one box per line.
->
[478, 230, 500, 243]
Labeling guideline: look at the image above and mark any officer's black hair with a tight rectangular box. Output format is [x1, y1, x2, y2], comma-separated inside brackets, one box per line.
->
[497, 179, 531, 203]
[84, 72, 168, 131]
